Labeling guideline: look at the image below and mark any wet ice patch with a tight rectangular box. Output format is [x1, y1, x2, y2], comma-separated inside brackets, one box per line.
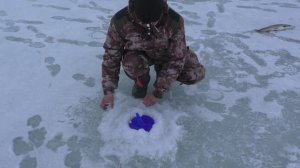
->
[5, 36, 45, 48]
[72, 73, 86, 81]
[78, 1, 112, 13]
[32, 4, 70, 11]
[72, 73, 95, 87]
[29, 42, 45, 48]
[57, 38, 101, 47]
[271, 2, 300, 9]
[27, 25, 54, 43]
[87, 41, 101, 47]
[12, 137, 34, 156]
[27, 115, 42, 128]
[1, 25, 20, 32]
[83, 77, 95, 87]
[27, 25, 39, 33]
[10, 115, 82, 167]
[28, 127, 47, 148]
[19, 155, 37, 168]
[57, 39, 86, 46]
[64, 150, 82, 168]
[16, 20, 43, 24]
[5, 36, 32, 44]
[51, 16, 92, 23]
[206, 11, 216, 28]
[46, 64, 61, 76]
[201, 29, 217, 35]
[44, 57, 55, 65]
[236, 5, 277, 13]
[44, 57, 61, 76]
[98, 93, 185, 162]
[216, 2, 225, 13]
[44, 36, 54, 43]
[46, 133, 66, 152]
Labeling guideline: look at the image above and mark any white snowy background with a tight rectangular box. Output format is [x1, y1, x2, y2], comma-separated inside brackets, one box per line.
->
[0, 0, 300, 167]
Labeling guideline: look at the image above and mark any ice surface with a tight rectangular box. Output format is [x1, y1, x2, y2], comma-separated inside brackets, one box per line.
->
[0, 0, 300, 167]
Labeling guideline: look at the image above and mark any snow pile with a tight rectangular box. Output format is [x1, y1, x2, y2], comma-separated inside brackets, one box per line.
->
[98, 93, 185, 162]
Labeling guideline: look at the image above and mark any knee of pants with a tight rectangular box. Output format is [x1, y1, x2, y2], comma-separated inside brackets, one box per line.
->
[195, 64, 205, 83]
[178, 66, 205, 85]
[191, 61, 206, 84]
[122, 51, 150, 78]
[178, 50, 206, 85]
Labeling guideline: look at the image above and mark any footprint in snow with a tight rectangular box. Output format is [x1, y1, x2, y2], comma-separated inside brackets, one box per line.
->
[44, 57, 61, 77]
[72, 73, 96, 87]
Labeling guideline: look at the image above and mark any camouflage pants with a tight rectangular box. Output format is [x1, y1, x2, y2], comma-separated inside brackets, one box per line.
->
[121, 49, 205, 85]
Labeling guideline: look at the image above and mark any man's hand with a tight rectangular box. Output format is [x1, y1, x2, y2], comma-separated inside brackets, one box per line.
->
[143, 94, 159, 107]
[101, 93, 114, 110]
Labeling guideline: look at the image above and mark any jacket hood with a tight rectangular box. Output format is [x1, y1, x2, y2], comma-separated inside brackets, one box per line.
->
[128, 0, 169, 26]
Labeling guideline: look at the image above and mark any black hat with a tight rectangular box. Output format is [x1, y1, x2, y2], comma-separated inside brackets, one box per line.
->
[133, 0, 165, 23]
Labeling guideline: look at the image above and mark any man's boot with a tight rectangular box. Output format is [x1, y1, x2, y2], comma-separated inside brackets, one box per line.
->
[132, 74, 150, 98]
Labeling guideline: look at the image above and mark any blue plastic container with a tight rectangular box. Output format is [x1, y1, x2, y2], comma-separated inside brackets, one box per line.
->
[129, 113, 155, 132]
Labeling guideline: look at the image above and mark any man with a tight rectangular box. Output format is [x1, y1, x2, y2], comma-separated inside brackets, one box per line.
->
[101, 0, 205, 110]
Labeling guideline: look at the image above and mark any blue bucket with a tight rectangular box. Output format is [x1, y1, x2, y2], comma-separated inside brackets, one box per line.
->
[129, 113, 155, 132]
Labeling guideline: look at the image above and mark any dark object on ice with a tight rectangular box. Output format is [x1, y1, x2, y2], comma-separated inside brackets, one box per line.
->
[129, 113, 155, 132]
[255, 24, 295, 33]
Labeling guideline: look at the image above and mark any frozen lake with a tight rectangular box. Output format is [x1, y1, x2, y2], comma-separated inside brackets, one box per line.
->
[0, 0, 300, 167]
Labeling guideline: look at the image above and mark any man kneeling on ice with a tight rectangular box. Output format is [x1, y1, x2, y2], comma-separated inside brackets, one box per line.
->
[101, 0, 205, 110]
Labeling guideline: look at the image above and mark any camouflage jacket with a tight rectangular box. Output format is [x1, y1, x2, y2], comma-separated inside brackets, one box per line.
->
[102, 2, 187, 98]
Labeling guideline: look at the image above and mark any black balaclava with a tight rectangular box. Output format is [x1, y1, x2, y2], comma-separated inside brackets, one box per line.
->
[133, 0, 165, 23]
